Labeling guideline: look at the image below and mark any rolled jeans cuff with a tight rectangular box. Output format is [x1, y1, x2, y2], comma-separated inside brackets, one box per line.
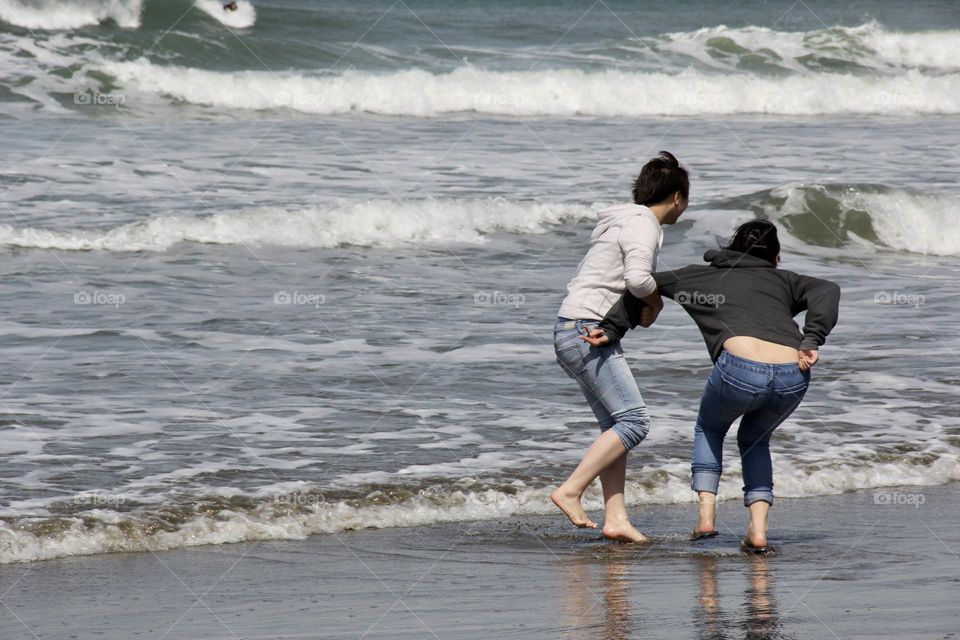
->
[691, 471, 721, 495]
[744, 490, 773, 507]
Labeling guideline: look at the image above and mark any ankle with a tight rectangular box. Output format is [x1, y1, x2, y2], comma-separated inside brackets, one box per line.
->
[603, 513, 632, 526]
[554, 484, 582, 499]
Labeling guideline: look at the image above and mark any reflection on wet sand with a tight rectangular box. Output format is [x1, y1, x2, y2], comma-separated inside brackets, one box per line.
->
[695, 553, 792, 640]
[742, 555, 789, 640]
[557, 544, 791, 639]
[560, 546, 634, 640]
[694, 555, 729, 640]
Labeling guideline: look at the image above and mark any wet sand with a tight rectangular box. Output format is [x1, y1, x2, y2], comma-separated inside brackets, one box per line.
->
[1, 483, 957, 639]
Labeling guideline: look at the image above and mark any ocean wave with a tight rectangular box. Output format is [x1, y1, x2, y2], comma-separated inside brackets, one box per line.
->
[0, 0, 143, 30]
[0, 0, 253, 31]
[1, 453, 956, 564]
[718, 184, 960, 257]
[4, 16, 960, 117]
[0, 199, 592, 251]
[658, 21, 960, 74]
[100, 59, 960, 116]
[3, 186, 958, 256]
[194, 0, 255, 29]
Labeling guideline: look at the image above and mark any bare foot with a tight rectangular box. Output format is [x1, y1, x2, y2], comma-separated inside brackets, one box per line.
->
[746, 522, 767, 548]
[695, 491, 717, 537]
[601, 521, 649, 543]
[551, 487, 598, 528]
[746, 501, 770, 547]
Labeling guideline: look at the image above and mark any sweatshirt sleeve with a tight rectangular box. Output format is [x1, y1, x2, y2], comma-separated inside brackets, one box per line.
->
[597, 293, 648, 345]
[792, 275, 841, 350]
[596, 268, 690, 344]
[619, 214, 661, 299]
[652, 269, 681, 299]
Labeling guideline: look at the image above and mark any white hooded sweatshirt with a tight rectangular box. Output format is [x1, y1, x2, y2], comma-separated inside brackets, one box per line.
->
[558, 203, 663, 321]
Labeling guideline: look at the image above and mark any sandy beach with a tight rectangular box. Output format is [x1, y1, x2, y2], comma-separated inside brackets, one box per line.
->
[2, 482, 957, 639]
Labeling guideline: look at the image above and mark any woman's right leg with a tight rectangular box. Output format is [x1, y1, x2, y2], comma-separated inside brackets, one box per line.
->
[571, 378, 647, 541]
[736, 372, 808, 547]
[551, 429, 627, 529]
[690, 360, 759, 536]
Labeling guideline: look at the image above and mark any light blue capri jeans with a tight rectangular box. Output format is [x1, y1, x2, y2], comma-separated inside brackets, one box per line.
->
[554, 317, 650, 451]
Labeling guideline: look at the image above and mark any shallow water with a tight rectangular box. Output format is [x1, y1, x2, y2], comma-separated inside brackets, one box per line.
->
[0, 0, 958, 563]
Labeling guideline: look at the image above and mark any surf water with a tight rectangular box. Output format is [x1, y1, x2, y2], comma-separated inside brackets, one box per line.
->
[1, 0, 958, 564]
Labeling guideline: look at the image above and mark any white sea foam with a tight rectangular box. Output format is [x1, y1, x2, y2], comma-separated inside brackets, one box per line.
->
[0, 199, 592, 251]
[844, 189, 960, 256]
[3, 187, 957, 256]
[766, 184, 960, 257]
[100, 59, 960, 116]
[659, 22, 960, 74]
[0, 0, 142, 30]
[1, 454, 956, 564]
[195, 0, 255, 29]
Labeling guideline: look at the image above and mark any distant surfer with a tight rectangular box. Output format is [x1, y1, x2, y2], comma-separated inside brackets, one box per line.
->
[223, 1, 238, 10]
[586, 220, 841, 554]
[551, 152, 689, 542]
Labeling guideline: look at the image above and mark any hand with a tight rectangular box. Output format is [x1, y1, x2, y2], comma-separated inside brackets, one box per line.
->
[580, 328, 610, 347]
[639, 305, 660, 327]
[798, 349, 819, 371]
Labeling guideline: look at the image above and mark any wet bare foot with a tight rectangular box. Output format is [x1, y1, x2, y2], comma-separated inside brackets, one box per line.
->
[746, 522, 767, 548]
[695, 492, 716, 537]
[689, 527, 719, 540]
[551, 487, 598, 528]
[601, 520, 649, 543]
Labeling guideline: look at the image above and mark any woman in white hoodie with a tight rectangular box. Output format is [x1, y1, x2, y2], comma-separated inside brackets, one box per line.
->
[552, 151, 689, 542]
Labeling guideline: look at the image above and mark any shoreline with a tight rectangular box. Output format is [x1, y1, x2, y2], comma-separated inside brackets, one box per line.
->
[1, 482, 957, 639]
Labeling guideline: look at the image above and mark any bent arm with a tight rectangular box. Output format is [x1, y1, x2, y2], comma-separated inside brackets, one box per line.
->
[620, 216, 660, 299]
[597, 292, 648, 344]
[596, 269, 683, 344]
[794, 276, 841, 350]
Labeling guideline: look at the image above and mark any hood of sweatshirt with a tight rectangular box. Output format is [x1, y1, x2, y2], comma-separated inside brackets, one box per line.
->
[703, 249, 776, 269]
[591, 204, 658, 240]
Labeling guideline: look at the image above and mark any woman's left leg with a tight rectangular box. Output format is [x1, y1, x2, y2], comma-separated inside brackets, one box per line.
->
[551, 384, 645, 540]
[553, 323, 650, 538]
[690, 361, 757, 535]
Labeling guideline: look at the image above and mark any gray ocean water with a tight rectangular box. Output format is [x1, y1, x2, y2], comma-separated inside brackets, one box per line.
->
[0, 0, 958, 563]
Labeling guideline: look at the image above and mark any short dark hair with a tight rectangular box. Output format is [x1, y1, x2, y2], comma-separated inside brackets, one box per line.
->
[724, 220, 780, 265]
[632, 151, 689, 206]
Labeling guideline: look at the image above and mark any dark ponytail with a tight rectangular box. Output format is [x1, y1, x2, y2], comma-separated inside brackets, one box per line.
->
[632, 151, 689, 206]
[725, 220, 780, 265]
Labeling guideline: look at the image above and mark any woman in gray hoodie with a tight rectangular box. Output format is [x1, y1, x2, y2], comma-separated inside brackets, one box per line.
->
[552, 151, 689, 542]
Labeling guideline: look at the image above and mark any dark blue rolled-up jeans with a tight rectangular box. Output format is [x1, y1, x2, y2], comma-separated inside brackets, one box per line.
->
[691, 350, 810, 507]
